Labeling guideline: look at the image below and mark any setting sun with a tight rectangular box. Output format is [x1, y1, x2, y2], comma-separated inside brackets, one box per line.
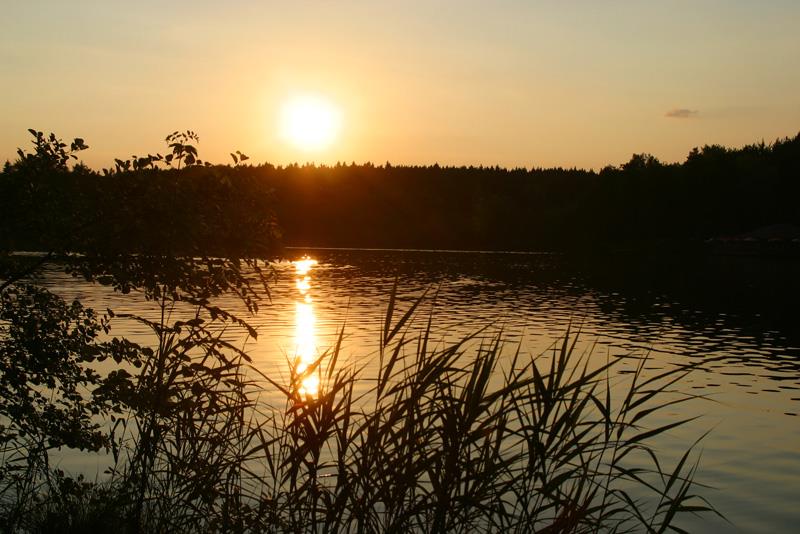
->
[280, 95, 341, 151]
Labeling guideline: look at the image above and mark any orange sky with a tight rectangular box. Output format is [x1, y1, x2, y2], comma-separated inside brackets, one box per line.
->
[2, 1, 799, 170]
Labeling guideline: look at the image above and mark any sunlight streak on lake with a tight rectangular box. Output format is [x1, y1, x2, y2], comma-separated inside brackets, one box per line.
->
[292, 257, 320, 397]
[294, 257, 318, 276]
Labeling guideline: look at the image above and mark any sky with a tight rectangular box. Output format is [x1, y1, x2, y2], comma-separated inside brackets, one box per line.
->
[2, 0, 799, 170]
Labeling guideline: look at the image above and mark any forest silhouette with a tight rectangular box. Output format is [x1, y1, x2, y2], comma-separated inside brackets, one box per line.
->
[2, 130, 799, 254]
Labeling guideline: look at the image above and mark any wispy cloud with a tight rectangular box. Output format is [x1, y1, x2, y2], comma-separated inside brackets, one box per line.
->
[665, 108, 699, 119]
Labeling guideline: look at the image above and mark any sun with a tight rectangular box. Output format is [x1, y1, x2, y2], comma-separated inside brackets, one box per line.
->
[280, 95, 342, 151]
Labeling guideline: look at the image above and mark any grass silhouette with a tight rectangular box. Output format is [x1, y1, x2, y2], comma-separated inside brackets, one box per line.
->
[2, 281, 718, 533]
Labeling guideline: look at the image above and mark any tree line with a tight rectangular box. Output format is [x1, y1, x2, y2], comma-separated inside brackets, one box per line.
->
[2, 130, 799, 254]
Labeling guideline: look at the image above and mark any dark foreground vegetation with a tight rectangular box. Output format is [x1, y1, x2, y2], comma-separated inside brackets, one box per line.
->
[2, 129, 800, 253]
[0, 268, 715, 533]
[0, 131, 721, 532]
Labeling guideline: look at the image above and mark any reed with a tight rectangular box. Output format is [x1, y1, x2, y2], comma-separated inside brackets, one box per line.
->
[250, 285, 717, 533]
[1, 275, 717, 533]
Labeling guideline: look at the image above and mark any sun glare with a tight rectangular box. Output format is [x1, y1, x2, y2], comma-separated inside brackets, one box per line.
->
[280, 96, 341, 151]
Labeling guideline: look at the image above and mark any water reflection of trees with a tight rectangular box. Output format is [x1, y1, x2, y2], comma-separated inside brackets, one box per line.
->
[298, 249, 800, 378]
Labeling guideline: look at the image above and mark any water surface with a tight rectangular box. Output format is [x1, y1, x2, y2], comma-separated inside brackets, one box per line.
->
[41, 249, 800, 532]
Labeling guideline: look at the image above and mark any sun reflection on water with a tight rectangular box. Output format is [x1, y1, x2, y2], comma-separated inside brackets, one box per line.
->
[294, 257, 318, 276]
[292, 257, 319, 398]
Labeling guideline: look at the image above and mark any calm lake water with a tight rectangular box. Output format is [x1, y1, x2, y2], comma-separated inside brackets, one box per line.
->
[41, 248, 800, 533]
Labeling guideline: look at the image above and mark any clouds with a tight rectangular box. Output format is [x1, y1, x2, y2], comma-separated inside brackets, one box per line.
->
[665, 108, 699, 119]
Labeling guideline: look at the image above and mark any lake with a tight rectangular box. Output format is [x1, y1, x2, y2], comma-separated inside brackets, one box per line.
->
[41, 248, 800, 533]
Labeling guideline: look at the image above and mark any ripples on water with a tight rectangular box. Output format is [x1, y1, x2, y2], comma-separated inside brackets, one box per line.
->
[38, 249, 800, 533]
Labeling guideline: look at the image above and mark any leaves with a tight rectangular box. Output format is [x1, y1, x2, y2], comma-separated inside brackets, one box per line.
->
[0, 284, 128, 452]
